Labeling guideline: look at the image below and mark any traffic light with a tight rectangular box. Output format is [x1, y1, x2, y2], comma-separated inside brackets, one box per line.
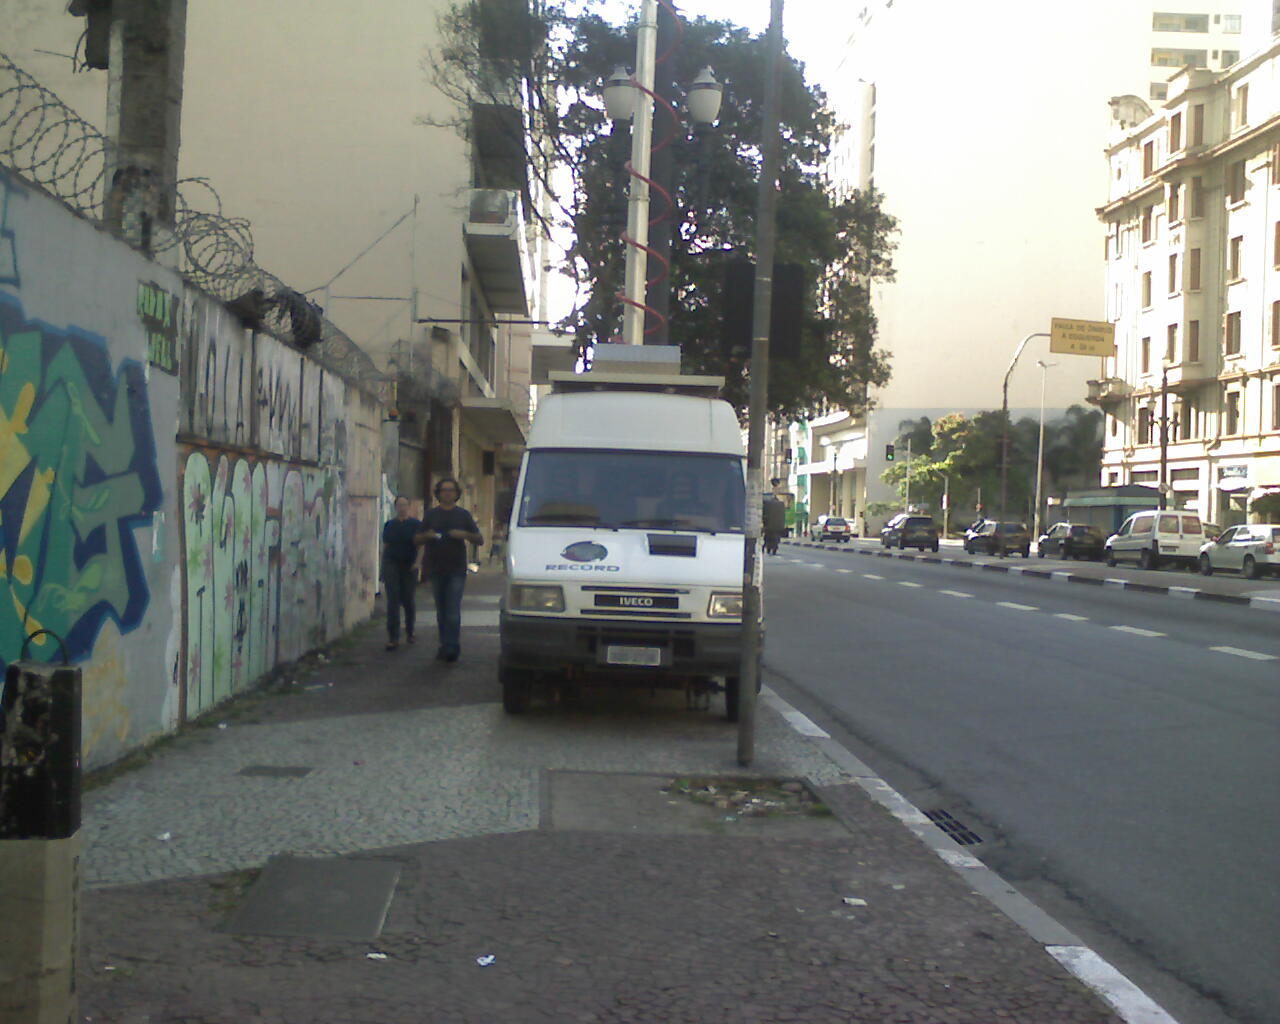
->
[885, 443, 895, 462]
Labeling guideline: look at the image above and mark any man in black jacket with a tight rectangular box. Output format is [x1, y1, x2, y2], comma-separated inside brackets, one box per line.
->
[382, 495, 423, 650]
[417, 478, 484, 662]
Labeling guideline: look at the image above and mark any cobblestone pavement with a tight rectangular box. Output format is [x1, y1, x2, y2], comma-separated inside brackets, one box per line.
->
[78, 572, 1126, 1023]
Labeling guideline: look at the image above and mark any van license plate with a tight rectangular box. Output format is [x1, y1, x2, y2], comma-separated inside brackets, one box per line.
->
[605, 645, 663, 667]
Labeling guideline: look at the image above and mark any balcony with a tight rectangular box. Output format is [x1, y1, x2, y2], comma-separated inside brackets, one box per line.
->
[1163, 361, 1212, 392]
[464, 189, 528, 315]
[1085, 377, 1131, 408]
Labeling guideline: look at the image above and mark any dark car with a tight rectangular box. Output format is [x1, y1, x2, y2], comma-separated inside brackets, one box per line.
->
[880, 513, 940, 552]
[964, 521, 1030, 557]
[1037, 522, 1105, 561]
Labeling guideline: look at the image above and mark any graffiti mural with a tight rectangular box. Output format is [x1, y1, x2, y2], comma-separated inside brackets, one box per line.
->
[0, 294, 163, 673]
[181, 447, 345, 717]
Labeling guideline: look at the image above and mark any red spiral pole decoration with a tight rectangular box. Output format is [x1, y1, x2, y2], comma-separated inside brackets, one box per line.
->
[616, 0, 684, 339]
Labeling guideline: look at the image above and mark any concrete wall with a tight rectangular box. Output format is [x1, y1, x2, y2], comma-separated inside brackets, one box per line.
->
[0, 168, 381, 768]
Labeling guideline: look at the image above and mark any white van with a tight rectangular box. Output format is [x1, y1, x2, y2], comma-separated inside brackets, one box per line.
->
[1104, 509, 1205, 570]
[500, 372, 747, 716]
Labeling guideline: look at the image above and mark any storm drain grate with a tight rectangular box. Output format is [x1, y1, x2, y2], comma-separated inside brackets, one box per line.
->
[238, 765, 314, 778]
[925, 809, 983, 846]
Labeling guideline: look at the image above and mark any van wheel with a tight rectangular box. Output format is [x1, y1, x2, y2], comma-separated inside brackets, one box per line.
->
[1243, 555, 1260, 580]
[1138, 548, 1158, 571]
[1106, 552, 1117, 567]
[500, 662, 533, 714]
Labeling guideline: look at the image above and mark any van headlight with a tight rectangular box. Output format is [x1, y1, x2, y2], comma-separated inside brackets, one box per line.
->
[707, 592, 743, 618]
[509, 584, 565, 613]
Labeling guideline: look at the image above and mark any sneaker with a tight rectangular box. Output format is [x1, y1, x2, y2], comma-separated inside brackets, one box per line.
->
[444, 648, 460, 663]
[406, 634, 416, 645]
[386, 640, 398, 651]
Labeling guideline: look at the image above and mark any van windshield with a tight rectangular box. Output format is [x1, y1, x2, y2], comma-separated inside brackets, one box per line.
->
[518, 449, 746, 534]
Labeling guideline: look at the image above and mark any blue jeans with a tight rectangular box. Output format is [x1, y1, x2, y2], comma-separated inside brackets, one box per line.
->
[429, 571, 468, 653]
[383, 559, 417, 641]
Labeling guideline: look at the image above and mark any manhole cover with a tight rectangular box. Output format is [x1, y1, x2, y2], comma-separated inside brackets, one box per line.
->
[223, 855, 401, 939]
[237, 765, 314, 778]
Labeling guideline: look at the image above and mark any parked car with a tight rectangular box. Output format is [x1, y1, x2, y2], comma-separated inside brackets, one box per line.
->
[1037, 522, 1105, 561]
[964, 521, 1031, 557]
[1198, 523, 1280, 578]
[880, 513, 940, 551]
[811, 514, 852, 542]
[1104, 509, 1204, 570]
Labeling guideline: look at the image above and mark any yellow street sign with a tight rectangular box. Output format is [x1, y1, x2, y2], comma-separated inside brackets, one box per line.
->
[1050, 317, 1115, 357]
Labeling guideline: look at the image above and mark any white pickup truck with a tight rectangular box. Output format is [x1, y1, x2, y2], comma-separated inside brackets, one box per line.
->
[499, 372, 748, 717]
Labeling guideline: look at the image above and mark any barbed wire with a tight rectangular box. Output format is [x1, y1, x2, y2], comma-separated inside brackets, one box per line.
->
[0, 51, 385, 387]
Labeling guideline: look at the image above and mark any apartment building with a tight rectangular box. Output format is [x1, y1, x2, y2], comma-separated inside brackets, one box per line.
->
[1093, 42, 1280, 524]
[1148, 5, 1249, 101]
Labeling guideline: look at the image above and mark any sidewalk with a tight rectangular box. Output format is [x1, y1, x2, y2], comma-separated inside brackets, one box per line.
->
[77, 570, 1140, 1023]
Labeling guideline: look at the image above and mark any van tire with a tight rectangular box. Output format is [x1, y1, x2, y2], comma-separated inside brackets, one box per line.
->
[1139, 548, 1158, 571]
[500, 662, 533, 714]
[1106, 552, 1117, 567]
[1243, 555, 1260, 580]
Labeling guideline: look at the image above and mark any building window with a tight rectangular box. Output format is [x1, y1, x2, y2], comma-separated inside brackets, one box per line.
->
[1137, 407, 1152, 444]
[1225, 391, 1241, 434]
[1169, 112, 1182, 152]
[1222, 50, 1239, 67]
[1223, 13, 1242, 32]
[1192, 104, 1204, 146]
[1153, 12, 1210, 31]
[1142, 272, 1153, 307]
[1167, 253, 1178, 293]
[1167, 323, 1178, 362]
[1227, 160, 1247, 203]
[1181, 397, 1195, 440]
[1273, 383, 1280, 431]
[1143, 140, 1155, 177]
[1188, 320, 1200, 362]
[1150, 82, 1169, 101]
[1190, 176, 1205, 216]
[1224, 311, 1242, 355]
[1272, 143, 1280, 186]
[1110, 413, 1119, 437]
[1229, 235, 1243, 279]
[1189, 247, 1201, 289]
[1168, 183, 1181, 221]
[1142, 205, 1154, 242]
[1141, 335, 1151, 373]
[1233, 84, 1249, 128]
[1273, 302, 1280, 346]
[1152, 48, 1208, 67]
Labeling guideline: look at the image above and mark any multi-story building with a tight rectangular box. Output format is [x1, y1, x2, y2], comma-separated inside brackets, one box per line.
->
[1147, 4, 1250, 102]
[1093, 41, 1280, 525]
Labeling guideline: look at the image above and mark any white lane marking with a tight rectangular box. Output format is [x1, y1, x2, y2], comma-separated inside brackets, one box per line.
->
[863, 573, 884, 580]
[1047, 946, 1180, 1024]
[782, 709, 830, 738]
[1209, 645, 1278, 662]
[939, 590, 972, 598]
[997, 601, 1037, 611]
[1054, 613, 1089, 622]
[836, 568, 854, 574]
[1110, 625, 1165, 638]
[898, 581, 923, 588]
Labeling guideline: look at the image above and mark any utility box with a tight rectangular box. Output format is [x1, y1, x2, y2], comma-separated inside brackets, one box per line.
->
[1, 652, 83, 1024]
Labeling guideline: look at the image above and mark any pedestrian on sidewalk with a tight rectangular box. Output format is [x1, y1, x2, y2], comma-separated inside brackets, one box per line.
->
[417, 478, 483, 663]
[382, 495, 424, 651]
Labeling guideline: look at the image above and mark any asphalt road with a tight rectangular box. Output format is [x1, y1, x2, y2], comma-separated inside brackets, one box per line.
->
[762, 545, 1280, 1024]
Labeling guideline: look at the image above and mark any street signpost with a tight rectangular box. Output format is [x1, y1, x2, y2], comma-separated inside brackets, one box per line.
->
[1049, 317, 1116, 358]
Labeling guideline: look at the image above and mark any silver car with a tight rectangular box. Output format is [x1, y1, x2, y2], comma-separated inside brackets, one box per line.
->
[1197, 524, 1280, 579]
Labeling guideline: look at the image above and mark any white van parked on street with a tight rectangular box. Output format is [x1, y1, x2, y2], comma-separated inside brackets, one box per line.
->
[500, 372, 748, 717]
[1104, 509, 1205, 570]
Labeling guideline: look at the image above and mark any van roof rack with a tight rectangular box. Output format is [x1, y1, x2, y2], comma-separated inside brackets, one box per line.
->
[548, 371, 725, 397]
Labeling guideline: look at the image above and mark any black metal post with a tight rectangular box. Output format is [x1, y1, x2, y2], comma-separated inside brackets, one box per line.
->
[1159, 366, 1169, 510]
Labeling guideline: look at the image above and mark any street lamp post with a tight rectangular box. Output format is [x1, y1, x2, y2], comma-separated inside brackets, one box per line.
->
[1158, 362, 1171, 510]
[1032, 359, 1056, 541]
[999, 331, 1049, 519]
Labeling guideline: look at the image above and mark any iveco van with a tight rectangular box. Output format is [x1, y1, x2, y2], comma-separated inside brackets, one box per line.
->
[499, 372, 748, 717]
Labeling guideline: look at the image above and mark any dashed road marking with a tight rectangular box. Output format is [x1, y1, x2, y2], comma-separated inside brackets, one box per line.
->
[998, 601, 1037, 611]
[1209, 645, 1277, 661]
[939, 590, 972, 598]
[863, 573, 883, 580]
[1110, 626, 1165, 638]
[1054, 613, 1089, 622]
[898, 581, 923, 588]
[836, 568, 854, 574]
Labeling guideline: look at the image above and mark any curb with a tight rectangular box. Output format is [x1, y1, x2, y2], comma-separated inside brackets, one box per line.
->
[785, 541, 1280, 614]
[762, 688, 1181, 1024]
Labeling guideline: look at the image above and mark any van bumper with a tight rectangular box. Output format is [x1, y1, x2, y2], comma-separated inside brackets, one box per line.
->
[500, 611, 744, 675]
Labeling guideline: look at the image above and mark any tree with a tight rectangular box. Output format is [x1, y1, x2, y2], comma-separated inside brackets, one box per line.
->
[428, 2, 898, 418]
[1249, 492, 1280, 520]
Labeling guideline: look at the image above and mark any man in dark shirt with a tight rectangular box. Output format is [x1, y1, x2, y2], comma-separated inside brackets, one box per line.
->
[417, 478, 483, 662]
[382, 495, 424, 650]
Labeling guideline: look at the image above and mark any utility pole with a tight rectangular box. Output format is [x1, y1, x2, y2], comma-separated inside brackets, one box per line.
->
[1032, 359, 1056, 539]
[1158, 363, 1171, 510]
[905, 436, 912, 511]
[738, 0, 784, 767]
[999, 331, 1049, 519]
